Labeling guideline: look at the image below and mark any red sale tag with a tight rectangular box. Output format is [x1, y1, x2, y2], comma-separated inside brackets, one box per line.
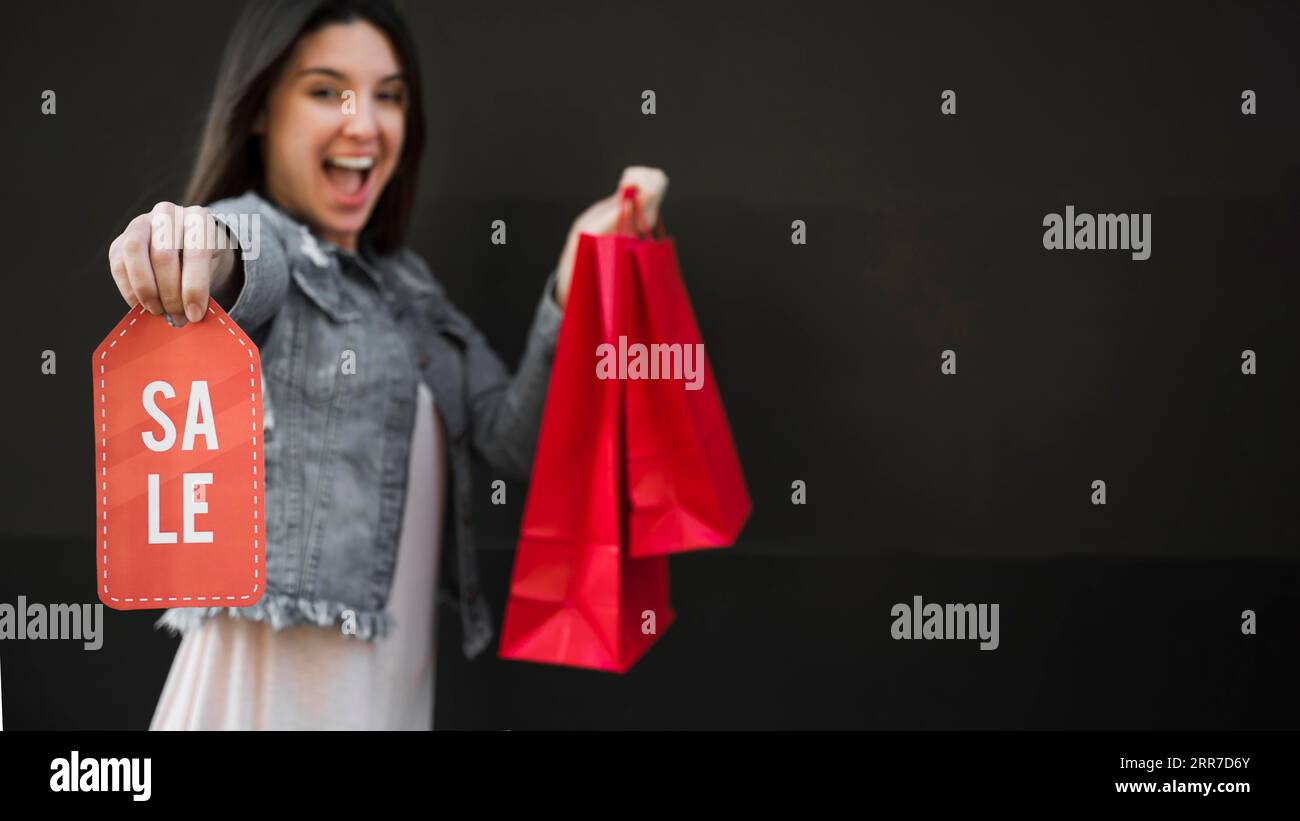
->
[92, 300, 264, 610]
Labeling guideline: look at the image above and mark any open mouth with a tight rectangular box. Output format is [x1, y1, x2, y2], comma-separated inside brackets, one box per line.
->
[322, 155, 375, 202]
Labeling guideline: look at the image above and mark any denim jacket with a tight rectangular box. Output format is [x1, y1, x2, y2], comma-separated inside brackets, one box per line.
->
[154, 190, 563, 659]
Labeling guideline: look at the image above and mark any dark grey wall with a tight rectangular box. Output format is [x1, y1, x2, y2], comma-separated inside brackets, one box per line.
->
[0, 0, 1297, 729]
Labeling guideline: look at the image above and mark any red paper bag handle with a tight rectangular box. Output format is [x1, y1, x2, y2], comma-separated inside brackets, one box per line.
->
[616, 184, 666, 240]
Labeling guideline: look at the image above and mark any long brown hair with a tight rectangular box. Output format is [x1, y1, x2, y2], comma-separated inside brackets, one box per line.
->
[184, 0, 425, 253]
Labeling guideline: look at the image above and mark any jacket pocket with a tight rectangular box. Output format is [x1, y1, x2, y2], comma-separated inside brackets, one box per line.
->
[281, 266, 369, 407]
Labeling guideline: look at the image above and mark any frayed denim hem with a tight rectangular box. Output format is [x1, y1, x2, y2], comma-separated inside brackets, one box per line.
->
[152, 593, 394, 641]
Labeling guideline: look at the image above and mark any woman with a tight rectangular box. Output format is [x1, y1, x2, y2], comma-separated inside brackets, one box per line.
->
[106, 0, 668, 729]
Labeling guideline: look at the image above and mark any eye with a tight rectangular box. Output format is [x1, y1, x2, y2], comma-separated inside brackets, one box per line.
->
[309, 87, 339, 100]
[377, 88, 406, 105]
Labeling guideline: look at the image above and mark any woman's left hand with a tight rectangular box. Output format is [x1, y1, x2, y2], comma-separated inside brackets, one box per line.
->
[554, 165, 669, 309]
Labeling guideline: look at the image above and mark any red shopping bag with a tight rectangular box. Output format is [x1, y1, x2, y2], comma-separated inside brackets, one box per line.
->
[621, 194, 752, 556]
[499, 186, 751, 671]
[498, 226, 675, 673]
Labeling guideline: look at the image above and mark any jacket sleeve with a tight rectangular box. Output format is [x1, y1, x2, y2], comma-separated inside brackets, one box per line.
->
[454, 270, 565, 480]
[206, 193, 292, 335]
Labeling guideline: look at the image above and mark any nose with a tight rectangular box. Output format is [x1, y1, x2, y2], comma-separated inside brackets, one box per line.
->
[341, 91, 380, 141]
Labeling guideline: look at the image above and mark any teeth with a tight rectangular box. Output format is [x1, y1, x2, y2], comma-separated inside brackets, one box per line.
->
[327, 156, 375, 170]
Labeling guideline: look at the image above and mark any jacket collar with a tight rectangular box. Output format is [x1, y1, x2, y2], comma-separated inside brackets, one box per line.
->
[247, 189, 392, 291]
[244, 189, 441, 316]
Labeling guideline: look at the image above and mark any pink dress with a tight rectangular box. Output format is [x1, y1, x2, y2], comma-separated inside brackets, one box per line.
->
[150, 382, 446, 730]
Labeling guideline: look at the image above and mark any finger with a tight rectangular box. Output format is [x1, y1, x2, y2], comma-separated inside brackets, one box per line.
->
[616, 168, 668, 225]
[179, 207, 214, 322]
[107, 237, 140, 308]
[643, 186, 668, 227]
[619, 166, 668, 195]
[613, 182, 658, 231]
[121, 214, 163, 314]
[620, 164, 663, 181]
[149, 202, 184, 320]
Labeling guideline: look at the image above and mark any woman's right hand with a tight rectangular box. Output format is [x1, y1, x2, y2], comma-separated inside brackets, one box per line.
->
[108, 201, 239, 325]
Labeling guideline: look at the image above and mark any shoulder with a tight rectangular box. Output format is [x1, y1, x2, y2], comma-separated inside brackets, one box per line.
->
[205, 190, 280, 224]
[372, 246, 481, 339]
[203, 190, 317, 256]
[375, 245, 448, 301]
